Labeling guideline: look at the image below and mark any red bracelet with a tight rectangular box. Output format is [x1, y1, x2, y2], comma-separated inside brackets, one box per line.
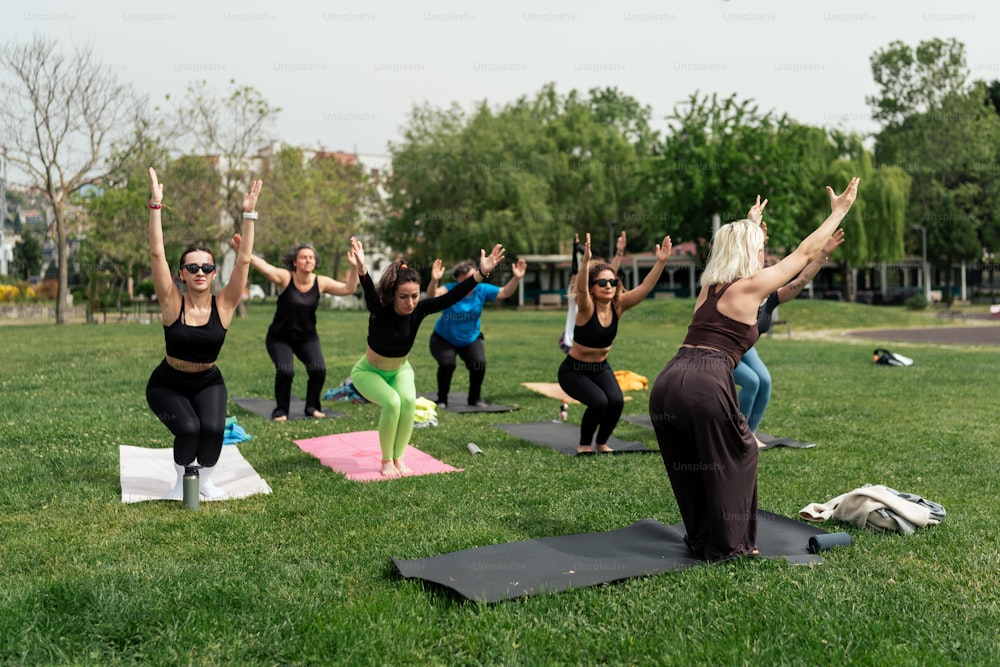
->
[148, 202, 162, 210]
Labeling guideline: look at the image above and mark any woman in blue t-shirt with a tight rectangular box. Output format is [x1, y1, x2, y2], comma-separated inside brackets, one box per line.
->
[425, 257, 527, 408]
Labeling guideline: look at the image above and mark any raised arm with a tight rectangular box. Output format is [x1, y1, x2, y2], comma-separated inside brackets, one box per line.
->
[425, 258, 448, 297]
[497, 258, 526, 300]
[249, 254, 291, 289]
[218, 179, 262, 312]
[618, 235, 672, 312]
[777, 228, 844, 304]
[746, 178, 859, 299]
[318, 244, 360, 297]
[574, 233, 594, 318]
[147, 168, 181, 323]
[610, 230, 626, 274]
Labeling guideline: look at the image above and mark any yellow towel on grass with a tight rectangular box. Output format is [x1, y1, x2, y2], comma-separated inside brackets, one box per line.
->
[614, 370, 648, 391]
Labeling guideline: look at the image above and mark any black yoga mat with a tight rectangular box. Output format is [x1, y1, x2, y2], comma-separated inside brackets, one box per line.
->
[394, 510, 831, 602]
[418, 391, 517, 414]
[622, 414, 816, 450]
[756, 433, 817, 450]
[232, 396, 345, 421]
[493, 420, 654, 456]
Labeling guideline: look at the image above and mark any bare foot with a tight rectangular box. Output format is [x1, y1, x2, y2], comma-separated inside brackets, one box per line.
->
[380, 460, 400, 477]
[576, 445, 593, 455]
[272, 415, 287, 422]
[310, 410, 326, 419]
[394, 458, 413, 475]
[595, 444, 614, 453]
[755, 435, 767, 449]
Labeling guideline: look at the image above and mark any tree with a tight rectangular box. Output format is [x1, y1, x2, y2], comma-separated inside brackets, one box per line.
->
[0, 36, 144, 323]
[869, 39, 1000, 297]
[170, 79, 280, 235]
[262, 146, 371, 279]
[386, 84, 650, 264]
[12, 227, 42, 280]
[638, 93, 836, 258]
[867, 38, 968, 127]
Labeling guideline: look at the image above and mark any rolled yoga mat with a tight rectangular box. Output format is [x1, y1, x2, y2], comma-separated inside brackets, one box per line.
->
[808, 532, 853, 553]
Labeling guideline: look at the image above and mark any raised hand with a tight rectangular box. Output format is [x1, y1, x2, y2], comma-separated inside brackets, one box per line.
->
[828, 177, 860, 215]
[243, 179, 264, 212]
[348, 236, 366, 274]
[654, 235, 673, 263]
[511, 258, 527, 279]
[479, 243, 506, 276]
[582, 233, 592, 262]
[823, 228, 845, 254]
[232, 233, 242, 254]
[430, 258, 445, 282]
[747, 195, 768, 225]
[148, 167, 164, 204]
[616, 230, 627, 256]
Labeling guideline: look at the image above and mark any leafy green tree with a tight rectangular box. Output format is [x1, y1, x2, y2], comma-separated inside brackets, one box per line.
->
[386, 84, 651, 264]
[638, 93, 837, 259]
[262, 146, 370, 280]
[870, 39, 1000, 299]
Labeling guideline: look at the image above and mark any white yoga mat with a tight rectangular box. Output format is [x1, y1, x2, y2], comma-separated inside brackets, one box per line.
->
[119, 445, 272, 503]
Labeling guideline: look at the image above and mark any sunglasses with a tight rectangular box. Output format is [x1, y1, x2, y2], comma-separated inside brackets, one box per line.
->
[591, 278, 619, 288]
[182, 263, 216, 275]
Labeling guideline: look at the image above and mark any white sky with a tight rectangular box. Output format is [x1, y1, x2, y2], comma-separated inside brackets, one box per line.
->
[3, 0, 1000, 162]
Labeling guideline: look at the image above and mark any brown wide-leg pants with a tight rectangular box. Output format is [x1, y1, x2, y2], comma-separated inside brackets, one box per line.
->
[649, 347, 759, 560]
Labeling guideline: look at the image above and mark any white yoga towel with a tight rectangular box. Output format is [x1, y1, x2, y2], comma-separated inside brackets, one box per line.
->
[119, 445, 272, 503]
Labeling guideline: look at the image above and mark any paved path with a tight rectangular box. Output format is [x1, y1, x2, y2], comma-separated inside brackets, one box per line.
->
[847, 325, 1000, 346]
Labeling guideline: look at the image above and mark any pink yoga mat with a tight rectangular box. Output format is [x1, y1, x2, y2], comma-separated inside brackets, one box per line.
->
[294, 430, 463, 482]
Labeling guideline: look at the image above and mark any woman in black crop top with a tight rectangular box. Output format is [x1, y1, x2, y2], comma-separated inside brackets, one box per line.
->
[349, 238, 506, 477]
[649, 178, 858, 561]
[558, 232, 672, 454]
[250, 240, 361, 421]
[144, 167, 263, 502]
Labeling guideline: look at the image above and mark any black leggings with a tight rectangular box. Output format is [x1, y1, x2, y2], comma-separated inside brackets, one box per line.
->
[557, 356, 624, 447]
[429, 332, 486, 404]
[146, 360, 228, 467]
[266, 334, 327, 417]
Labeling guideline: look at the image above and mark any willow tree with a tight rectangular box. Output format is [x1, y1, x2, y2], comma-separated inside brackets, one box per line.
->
[825, 146, 911, 301]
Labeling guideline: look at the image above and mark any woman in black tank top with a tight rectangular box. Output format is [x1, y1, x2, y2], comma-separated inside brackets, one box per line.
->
[144, 167, 263, 503]
[649, 179, 858, 561]
[250, 242, 361, 420]
[558, 231, 672, 454]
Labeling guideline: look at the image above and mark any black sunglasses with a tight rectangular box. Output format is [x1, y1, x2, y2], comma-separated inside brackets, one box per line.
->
[182, 263, 216, 275]
[591, 278, 619, 288]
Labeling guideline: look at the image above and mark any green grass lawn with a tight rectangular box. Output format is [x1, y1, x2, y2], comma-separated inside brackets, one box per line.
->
[1, 299, 998, 665]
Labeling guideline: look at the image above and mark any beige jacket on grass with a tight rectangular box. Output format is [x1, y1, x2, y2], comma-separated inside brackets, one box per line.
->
[799, 484, 942, 534]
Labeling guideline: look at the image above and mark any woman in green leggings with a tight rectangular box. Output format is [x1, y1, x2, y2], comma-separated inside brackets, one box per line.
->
[350, 237, 507, 477]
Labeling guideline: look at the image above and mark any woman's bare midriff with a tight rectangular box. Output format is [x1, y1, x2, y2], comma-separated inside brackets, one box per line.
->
[567, 342, 610, 364]
[367, 347, 407, 371]
[165, 355, 216, 373]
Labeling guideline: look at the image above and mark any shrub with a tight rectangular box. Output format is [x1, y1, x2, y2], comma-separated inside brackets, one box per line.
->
[904, 292, 928, 310]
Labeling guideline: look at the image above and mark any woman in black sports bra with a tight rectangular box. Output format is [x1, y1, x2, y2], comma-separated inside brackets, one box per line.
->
[558, 232, 672, 454]
[648, 178, 859, 561]
[250, 241, 361, 421]
[144, 167, 263, 502]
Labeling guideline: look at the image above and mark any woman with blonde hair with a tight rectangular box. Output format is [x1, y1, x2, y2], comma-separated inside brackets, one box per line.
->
[648, 178, 859, 560]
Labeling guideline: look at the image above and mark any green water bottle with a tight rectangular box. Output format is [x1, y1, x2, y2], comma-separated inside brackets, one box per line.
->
[183, 465, 200, 510]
